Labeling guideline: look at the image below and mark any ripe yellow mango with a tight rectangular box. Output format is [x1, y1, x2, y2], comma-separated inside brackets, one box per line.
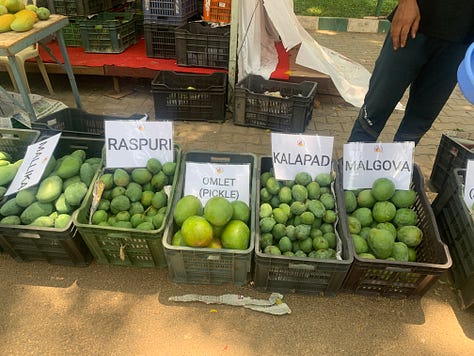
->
[0, 13, 15, 32]
[4, 0, 24, 13]
[10, 14, 34, 32]
[15, 9, 38, 23]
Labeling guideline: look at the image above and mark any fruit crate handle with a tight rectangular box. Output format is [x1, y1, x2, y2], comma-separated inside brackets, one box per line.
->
[384, 266, 413, 273]
[18, 232, 41, 239]
[209, 156, 232, 163]
[289, 263, 315, 271]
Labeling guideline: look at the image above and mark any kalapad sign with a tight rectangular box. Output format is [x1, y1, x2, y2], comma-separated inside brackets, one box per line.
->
[271, 133, 334, 180]
[343, 142, 415, 190]
[105, 120, 173, 168]
[6, 133, 61, 196]
[464, 160, 474, 210]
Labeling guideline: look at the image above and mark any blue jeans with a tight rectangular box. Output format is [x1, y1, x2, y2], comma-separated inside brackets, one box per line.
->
[348, 33, 468, 145]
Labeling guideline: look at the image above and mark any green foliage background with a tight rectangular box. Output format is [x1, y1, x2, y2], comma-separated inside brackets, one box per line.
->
[293, 0, 398, 18]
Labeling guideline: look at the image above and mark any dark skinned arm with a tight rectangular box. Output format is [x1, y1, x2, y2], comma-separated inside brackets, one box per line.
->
[390, 0, 421, 50]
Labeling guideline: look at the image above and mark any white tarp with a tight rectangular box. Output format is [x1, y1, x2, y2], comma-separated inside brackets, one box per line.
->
[238, 0, 381, 108]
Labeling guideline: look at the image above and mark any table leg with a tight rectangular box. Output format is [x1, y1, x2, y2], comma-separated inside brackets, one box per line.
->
[55, 29, 83, 109]
[7, 55, 36, 121]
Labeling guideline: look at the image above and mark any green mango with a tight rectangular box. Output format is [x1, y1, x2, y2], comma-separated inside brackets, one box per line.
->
[36, 175, 63, 203]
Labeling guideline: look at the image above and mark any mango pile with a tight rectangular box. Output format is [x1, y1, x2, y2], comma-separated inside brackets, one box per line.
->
[258, 170, 338, 259]
[89, 158, 177, 231]
[344, 177, 422, 262]
[0, 149, 101, 228]
[0, 150, 22, 199]
[170, 195, 251, 250]
[0, 0, 50, 33]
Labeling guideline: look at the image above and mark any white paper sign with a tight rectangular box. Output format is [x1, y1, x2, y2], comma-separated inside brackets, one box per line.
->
[5, 133, 61, 196]
[183, 162, 251, 206]
[105, 120, 173, 168]
[464, 160, 474, 210]
[343, 142, 415, 190]
[271, 133, 334, 180]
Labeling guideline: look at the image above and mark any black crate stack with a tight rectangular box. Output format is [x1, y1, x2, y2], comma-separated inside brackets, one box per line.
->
[143, 0, 199, 58]
[51, 0, 137, 52]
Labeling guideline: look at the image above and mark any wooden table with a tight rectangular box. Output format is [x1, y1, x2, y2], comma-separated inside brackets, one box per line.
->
[0, 14, 82, 121]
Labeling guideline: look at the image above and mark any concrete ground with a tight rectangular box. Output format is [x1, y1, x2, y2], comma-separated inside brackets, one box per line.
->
[1, 31, 474, 355]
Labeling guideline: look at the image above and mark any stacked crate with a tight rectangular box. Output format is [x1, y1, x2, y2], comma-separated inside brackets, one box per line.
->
[143, 0, 198, 58]
[52, 0, 106, 47]
[78, 12, 138, 53]
[52, 0, 135, 50]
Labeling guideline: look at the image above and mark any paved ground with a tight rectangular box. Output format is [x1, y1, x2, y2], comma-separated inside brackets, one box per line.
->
[1, 31, 474, 355]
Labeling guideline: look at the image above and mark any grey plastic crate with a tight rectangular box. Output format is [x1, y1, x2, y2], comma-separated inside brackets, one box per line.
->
[162, 150, 257, 285]
[253, 156, 354, 296]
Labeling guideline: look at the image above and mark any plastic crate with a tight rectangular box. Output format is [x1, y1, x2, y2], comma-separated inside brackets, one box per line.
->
[74, 145, 182, 268]
[0, 128, 41, 207]
[62, 17, 82, 47]
[430, 132, 474, 192]
[203, 0, 232, 24]
[52, 0, 104, 16]
[105, 0, 126, 10]
[79, 12, 137, 53]
[175, 22, 230, 69]
[32, 108, 128, 138]
[151, 71, 227, 122]
[144, 22, 179, 59]
[432, 169, 474, 310]
[338, 162, 452, 298]
[162, 150, 257, 285]
[253, 157, 354, 295]
[0, 136, 105, 266]
[143, 0, 198, 25]
[0, 128, 40, 162]
[233, 74, 318, 133]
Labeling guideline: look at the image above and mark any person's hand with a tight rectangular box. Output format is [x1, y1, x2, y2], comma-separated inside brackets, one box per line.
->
[390, 0, 420, 50]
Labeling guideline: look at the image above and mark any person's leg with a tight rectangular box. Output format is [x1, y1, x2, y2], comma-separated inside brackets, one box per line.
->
[348, 33, 430, 142]
[393, 39, 468, 145]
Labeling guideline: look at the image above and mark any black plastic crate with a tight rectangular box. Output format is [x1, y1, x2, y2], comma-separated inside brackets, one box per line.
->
[0, 136, 105, 266]
[175, 22, 230, 69]
[233, 74, 318, 133]
[32, 108, 128, 138]
[253, 157, 354, 296]
[430, 132, 474, 192]
[338, 162, 452, 298]
[162, 150, 257, 285]
[52, 0, 104, 16]
[151, 71, 227, 122]
[0, 128, 40, 163]
[143, 0, 198, 25]
[79, 12, 137, 53]
[0, 128, 41, 208]
[62, 17, 82, 47]
[432, 169, 474, 310]
[144, 22, 179, 59]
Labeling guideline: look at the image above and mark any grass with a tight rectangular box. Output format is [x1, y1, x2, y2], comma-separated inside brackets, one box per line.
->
[293, 0, 398, 18]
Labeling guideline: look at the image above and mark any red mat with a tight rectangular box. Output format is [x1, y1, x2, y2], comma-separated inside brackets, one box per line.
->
[38, 37, 290, 79]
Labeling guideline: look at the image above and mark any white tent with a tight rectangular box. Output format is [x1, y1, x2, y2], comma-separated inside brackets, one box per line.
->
[231, 0, 373, 108]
